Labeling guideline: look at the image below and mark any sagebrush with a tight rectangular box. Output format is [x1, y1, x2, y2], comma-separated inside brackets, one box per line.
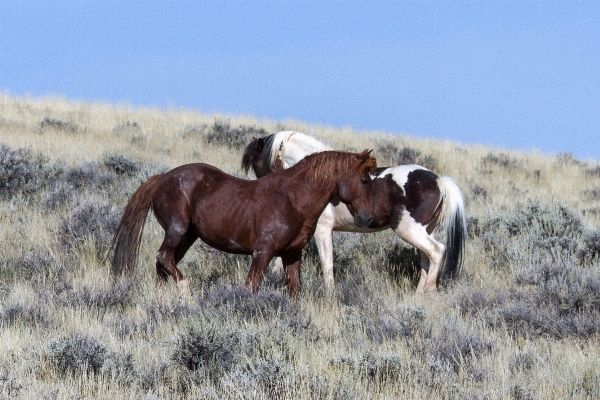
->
[1, 94, 600, 399]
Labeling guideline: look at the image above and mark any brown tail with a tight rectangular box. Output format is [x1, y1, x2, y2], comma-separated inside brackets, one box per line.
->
[110, 174, 163, 278]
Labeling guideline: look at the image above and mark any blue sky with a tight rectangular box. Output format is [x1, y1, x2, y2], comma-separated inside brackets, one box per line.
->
[1, 1, 599, 160]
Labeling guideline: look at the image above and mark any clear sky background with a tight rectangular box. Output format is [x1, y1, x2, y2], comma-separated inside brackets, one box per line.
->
[1, 1, 599, 160]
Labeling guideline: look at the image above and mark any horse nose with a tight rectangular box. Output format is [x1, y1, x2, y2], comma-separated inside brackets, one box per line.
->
[355, 211, 373, 227]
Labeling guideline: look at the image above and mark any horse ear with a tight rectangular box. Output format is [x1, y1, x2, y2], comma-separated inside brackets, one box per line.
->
[256, 138, 264, 153]
[358, 149, 373, 159]
[359, 149, 377, 171]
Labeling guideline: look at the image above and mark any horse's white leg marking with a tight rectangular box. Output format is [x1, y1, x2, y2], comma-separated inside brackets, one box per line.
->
[393, 211, 445, 294]
[415, 251, 430, 293]
[272, 257, 284, 277]
[416, 269, 428, 293]
[314, 205, 336, 290]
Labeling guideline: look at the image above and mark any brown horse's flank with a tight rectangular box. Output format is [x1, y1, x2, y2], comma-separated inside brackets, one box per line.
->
[111, 150, 376, 298]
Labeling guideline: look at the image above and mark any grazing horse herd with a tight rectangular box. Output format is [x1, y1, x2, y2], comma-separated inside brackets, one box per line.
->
[111, 131, 467, 299]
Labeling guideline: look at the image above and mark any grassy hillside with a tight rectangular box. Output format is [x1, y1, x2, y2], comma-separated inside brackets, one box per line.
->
[1, 94, 599, 399]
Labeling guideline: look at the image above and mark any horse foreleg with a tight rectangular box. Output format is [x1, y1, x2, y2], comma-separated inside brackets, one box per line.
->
[314, 205, 336, 291]
[245, 249, 274, 293]
[282, 251, 302, 298]
[314, 223, 334, 291]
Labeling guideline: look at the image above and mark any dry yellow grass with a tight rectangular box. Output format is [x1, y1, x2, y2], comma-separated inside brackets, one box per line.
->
[1, 94, 600, 399]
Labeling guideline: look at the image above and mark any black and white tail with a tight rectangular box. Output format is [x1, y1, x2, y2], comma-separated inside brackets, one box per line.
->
[434, 177, 467, 283]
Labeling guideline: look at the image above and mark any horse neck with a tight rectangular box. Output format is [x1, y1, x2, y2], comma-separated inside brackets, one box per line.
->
[284, 154, 341, 213]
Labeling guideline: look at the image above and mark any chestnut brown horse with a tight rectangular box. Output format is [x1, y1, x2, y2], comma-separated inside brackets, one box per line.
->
[111, 150, 377, 298]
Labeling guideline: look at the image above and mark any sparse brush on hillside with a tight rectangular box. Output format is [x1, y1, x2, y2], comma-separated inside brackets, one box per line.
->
[1, 94, 600, 399]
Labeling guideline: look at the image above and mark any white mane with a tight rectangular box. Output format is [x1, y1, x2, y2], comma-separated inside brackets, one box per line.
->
[269, 131, 332, 168]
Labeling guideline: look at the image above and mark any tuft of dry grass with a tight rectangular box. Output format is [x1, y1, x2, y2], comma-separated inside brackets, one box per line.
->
[1, 93, 600, 398]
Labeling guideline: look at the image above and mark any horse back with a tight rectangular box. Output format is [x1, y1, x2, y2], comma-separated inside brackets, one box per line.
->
[151, 163, 312, 255]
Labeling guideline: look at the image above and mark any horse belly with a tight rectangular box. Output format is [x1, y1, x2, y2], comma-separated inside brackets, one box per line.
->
[193, 217, 255, 255]
[198, 234, 253, 255]
[191, 196, 257, 255]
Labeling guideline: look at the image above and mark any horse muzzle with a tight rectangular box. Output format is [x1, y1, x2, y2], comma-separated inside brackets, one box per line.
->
[354, 210, 374, 228]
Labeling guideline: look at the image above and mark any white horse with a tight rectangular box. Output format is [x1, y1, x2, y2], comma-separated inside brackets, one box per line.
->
[242, 131, 467, 293]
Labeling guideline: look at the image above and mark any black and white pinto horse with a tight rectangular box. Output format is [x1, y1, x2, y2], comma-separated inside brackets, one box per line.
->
[242, 131, 467, 294]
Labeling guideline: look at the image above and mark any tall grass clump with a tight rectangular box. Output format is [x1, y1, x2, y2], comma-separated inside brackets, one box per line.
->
[39, 117, 80, 133]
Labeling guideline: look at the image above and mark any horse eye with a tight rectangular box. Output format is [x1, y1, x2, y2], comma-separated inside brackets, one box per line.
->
[361, 178, 369, 185]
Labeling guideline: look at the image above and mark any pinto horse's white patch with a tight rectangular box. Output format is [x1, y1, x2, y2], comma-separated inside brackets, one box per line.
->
[375, 165, 430, 193]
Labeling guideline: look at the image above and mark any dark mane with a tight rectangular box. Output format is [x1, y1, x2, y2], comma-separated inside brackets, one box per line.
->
[241, 138, 259, 174]
[241, 133, 277, 174]
[261, 133, 277, 169]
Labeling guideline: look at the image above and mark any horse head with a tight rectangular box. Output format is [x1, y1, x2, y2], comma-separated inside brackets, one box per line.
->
[242, 135, 283, 178]
[337, 149, 377, 228]
[242, 137, 266, 177]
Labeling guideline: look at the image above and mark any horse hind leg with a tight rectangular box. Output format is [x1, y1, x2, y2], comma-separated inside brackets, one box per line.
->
[416, 251, 430, 293]
[156, 230, 197, 301]
[393, 212, 445, 294]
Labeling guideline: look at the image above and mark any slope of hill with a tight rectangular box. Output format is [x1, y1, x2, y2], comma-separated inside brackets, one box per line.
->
[1, 94, 599, 398]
